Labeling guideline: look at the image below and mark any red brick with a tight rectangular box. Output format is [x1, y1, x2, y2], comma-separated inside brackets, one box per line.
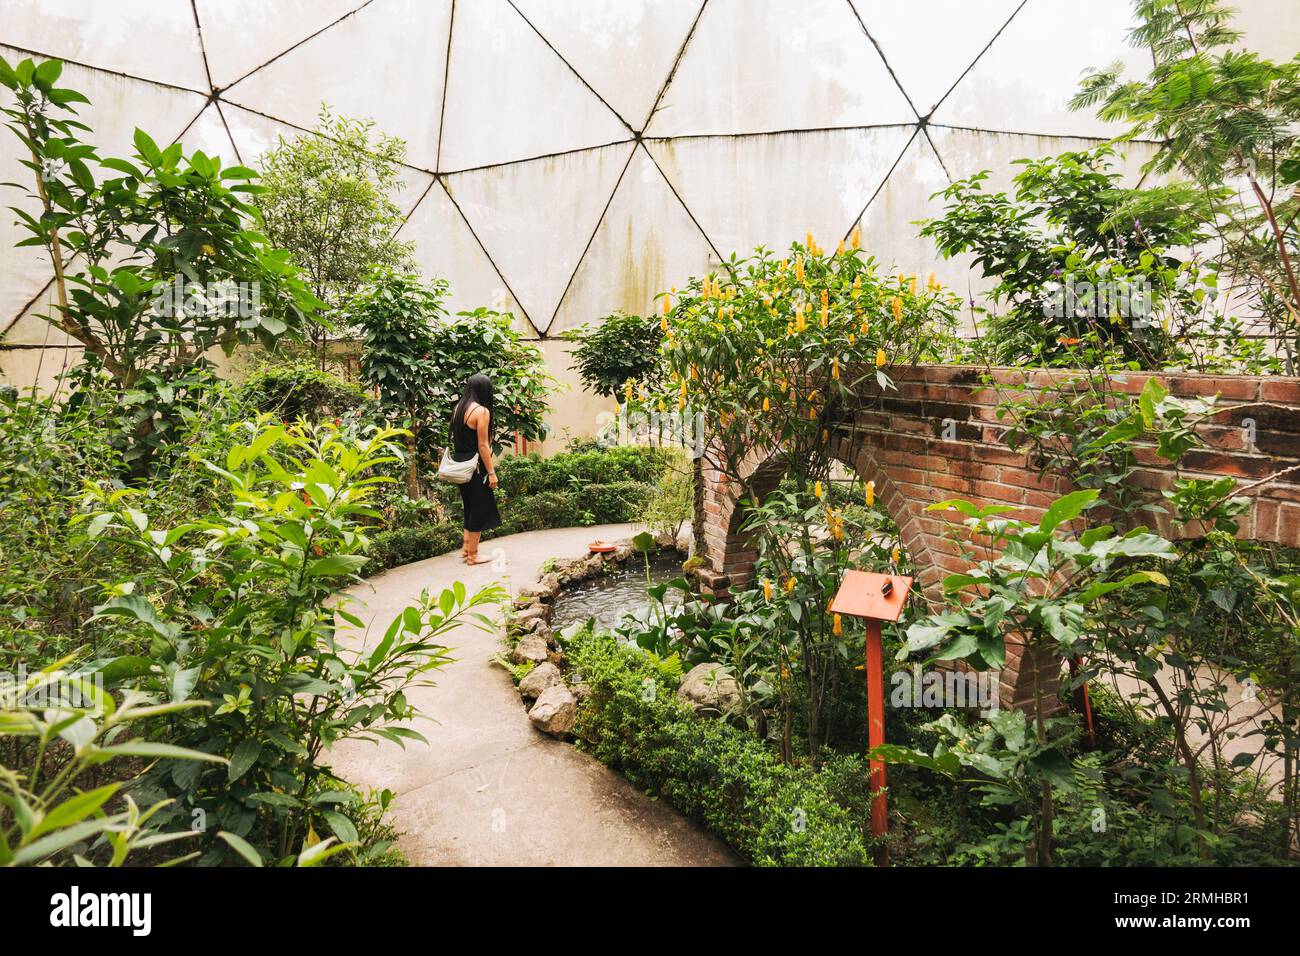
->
[1261, 379, 1300, 403]
[1165, 375, 1259, 401]
[1253, 499, 1280, 540]
[1279, 503, 1300, 543]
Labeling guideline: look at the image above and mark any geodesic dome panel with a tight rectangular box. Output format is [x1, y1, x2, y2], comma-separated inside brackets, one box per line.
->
[2, 0, 1298, 403]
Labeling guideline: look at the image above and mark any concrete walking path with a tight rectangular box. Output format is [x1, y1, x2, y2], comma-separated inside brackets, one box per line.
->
[327, 522, 737, 866]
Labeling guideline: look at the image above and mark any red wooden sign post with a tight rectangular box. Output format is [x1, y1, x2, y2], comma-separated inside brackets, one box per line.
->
[830, 570, 913, 867]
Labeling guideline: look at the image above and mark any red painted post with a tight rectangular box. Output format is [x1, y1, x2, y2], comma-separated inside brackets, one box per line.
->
[1069, 656, 1096, 750]
[829, 570, 913, 868]
[865, 617, 888, 867]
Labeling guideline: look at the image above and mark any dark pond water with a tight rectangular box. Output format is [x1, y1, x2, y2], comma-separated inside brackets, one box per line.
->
[549, 554, 687, 633]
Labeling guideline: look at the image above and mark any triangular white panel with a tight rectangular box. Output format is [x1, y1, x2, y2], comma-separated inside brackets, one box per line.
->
[928, 126, 1160, 194]
[534, 337, 605, 449]
[400, 183, 534, 338]
[1235, 0, 1300, 62]
[0, 0, 209, 91]
[2, 280, 75, 347]
[850, 133, 989, 332]
[221, 0, 451, 170]
[0, 290, 81, 393]
[645, 0, 914, 137]
[550, 146, 714, 335]
[175, 102, 238, 164]
[220, 103, 431, 217]
[510, 0, 703, 131]
[646, 127, 915, 259]
[445, 142, 635, 331]
[931, 0, 1150, 138]
[195, 0, 365, 90]
[438, 0, 631, 171]
[850, 0, 1024, 117]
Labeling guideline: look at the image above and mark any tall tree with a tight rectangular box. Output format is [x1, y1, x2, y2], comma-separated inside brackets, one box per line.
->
[1072, 0, 1300, 371]
[255, 105, 415, 367]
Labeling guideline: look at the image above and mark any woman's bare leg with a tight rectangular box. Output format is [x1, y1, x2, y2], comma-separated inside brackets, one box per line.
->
[464, 530, 490, 564]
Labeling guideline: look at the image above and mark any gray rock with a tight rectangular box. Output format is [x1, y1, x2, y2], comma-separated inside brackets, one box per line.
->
[515, 604, 549, 625]
[519, 662, 562, 699]
[511, 634, 549, 665]
[654, 532, 676, 549]
[677, 663, 742, 716]
[528, 685, 576, 735]
[520, 571, 562, 602]
[570, 682, 592, 704]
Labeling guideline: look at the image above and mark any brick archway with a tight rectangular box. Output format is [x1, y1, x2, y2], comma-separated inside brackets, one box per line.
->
[698, 365, 1300, 709]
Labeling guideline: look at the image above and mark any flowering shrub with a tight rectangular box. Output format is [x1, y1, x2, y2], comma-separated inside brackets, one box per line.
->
[630, 233, 958, 486]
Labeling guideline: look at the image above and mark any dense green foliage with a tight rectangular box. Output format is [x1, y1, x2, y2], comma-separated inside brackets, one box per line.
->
[237, 361, 373, 423]
[562, 310, 664, 398]
[569, 627, 878, 866]
[1073, 0, 1300, 371]
[254, 105, 415, 364]
[0, 387, 505, 866]
[0, 56, 322, 469]
[348, 269, 558, 492]
[920, 147, 1264, 369]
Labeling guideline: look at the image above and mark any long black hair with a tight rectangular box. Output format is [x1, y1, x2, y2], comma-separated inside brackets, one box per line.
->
[451, 372, 495, 432]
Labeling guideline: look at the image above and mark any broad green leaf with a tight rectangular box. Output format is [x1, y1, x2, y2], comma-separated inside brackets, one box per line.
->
[1039, 489, 1098, 534]
[307, 554, 370, 577]
[228, 739, 262, 782]
[217, 831, 263, 867]
[28, 784, 119, 840]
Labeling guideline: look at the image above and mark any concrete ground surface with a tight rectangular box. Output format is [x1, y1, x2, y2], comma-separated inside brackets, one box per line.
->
[327, 522, 737, 867]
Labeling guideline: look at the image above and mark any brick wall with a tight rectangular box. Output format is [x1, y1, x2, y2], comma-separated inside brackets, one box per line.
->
[700, 365, 1300, 711]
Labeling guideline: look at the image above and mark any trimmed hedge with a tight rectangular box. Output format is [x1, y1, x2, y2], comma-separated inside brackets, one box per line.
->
[364, 446, 669, 573]
[569, 629, 878, 866]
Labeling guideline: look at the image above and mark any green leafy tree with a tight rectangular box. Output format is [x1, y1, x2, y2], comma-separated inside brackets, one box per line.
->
[561, 310, 664, 398]
[920, 147, 1255, 369]
[1072, 0, 1300, 371]
[349, 269, 558, 495]
[348, 268, 446, 494]
[423, 307, 559, 450]
[896, 490, 1175, 864]
[0, 56, 322, 468]
[254, 105, 415, 367]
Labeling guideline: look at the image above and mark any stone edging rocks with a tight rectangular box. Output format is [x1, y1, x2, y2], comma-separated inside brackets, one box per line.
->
[504, 534, 748, 736]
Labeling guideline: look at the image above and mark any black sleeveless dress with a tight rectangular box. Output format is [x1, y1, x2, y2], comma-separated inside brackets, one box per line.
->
[452, 405, 501, 533]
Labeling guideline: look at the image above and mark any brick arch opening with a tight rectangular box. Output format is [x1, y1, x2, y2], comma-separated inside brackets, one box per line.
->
[698, 364, 1300, 711]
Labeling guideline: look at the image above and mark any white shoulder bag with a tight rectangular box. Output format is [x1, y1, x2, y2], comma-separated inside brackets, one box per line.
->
[438, 406, 481, 484]
[437, 447, 479, 485]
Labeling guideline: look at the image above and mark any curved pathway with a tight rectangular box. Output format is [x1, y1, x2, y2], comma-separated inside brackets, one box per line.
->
[328, 523, 736, 866]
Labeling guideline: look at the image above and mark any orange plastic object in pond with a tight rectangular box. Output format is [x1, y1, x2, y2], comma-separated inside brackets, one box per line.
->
[588, 541, 616, 554]
[830, 571, 914, 866]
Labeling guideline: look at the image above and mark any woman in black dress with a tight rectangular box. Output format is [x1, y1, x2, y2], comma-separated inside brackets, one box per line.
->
[450, 373, 502, 565]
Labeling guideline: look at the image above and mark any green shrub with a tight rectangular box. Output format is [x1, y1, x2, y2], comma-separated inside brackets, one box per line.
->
[82, 421, 505, 865]
[238, 362, 372, 422]
[569, 628, 877, 866]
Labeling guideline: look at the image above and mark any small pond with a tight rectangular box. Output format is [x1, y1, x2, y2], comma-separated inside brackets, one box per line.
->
[549, 553, 687, 633]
